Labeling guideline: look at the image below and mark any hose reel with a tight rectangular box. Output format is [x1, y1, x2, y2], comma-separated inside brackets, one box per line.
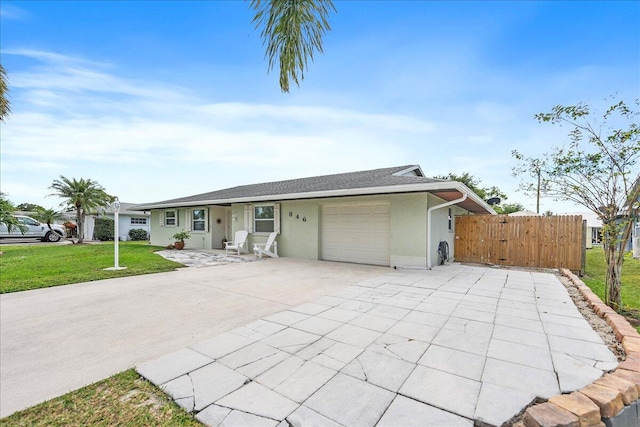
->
[437, 241, 449, 266]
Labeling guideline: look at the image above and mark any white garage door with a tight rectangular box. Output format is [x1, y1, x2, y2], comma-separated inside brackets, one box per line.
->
[322, 202, 390, 266]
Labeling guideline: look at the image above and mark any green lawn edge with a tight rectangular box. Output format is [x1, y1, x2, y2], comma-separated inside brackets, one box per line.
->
[0, 241, 184, 293]
[581, 249, 640, 331]
[0, 369, 203, 427]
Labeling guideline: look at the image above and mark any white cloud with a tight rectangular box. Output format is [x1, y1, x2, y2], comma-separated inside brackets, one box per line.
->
[0, 49, 432, 207]
[1, 42, 634, 214]
[0, 4, 29, 20]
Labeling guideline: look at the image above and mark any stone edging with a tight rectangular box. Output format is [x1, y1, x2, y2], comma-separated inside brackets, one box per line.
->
[519, 269, 640, 427]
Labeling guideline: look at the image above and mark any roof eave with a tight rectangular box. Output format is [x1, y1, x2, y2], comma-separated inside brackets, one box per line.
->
[392, 165, 425, 177]
[131, 182, 496, 214]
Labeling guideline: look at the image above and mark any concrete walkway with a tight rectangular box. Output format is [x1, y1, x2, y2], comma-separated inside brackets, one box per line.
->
[0, 258, 385, 417]
[154, 249, 259, 267]
[138, 263, 618, 427]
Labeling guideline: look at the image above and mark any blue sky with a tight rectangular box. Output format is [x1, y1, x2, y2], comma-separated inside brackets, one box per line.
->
[1, 1, 638, 213]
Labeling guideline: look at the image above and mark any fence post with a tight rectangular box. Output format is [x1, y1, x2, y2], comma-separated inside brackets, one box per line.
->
[581, 219, 586, 276]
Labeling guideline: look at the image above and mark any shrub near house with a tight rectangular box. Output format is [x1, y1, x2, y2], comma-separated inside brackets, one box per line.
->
[128, 229, 148, 241]
[94, 218, 114, 241]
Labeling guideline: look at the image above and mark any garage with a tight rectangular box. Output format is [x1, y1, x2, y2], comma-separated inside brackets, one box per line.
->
[321, 202, 391, 266]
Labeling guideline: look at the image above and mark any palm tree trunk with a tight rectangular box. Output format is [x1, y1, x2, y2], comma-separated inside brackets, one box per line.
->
[76, 207, 84, 243]
[604, 243, 622, 310]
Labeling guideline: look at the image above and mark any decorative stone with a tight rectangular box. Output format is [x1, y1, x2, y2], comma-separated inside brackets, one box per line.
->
[548, 392, 601, 427]
[594, 374, 639, 404]
[580, 290, 599, 302]
[579, 383, 624, 419]
[594, 303, 615, 317]
[523, 402, 579, 427]
[612, 368, 640, 394]
[604, 313, 628, 331]
[616, 353, 640, 373]
[602, 402, 639, 427]
[611, 322, 640, 342]
[622, 336, 640, 354]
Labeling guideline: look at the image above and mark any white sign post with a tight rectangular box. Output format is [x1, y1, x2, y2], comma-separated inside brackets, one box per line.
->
[104, 198, 127, 271]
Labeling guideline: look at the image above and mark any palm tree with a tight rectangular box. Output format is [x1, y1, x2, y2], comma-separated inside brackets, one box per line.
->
[250, 0, 336, 92]
[33, 207, 65, 236]
[48, 176, 114, 243]
[0, 193, 25, 234]
[0, 64, 9, 122]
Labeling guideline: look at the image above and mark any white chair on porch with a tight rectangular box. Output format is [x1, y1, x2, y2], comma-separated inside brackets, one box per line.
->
[225, 230, 249, 255]
[253, 231, 278, 258]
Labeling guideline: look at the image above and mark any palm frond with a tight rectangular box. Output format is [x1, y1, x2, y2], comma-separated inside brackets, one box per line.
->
[251, 0, 336, 92]
[0, 64, 10, 122]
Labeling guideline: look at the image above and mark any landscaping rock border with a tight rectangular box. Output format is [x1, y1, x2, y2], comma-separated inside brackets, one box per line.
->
[559, 275, 625, 361]
[515, 269, 640, 427]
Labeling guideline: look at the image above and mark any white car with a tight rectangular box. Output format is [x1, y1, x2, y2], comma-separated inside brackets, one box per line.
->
[0, 215, 66, 242]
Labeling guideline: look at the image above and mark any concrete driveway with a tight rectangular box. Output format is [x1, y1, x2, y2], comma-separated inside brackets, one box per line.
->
[0, 258, 386, 417]
[0, 238, 71, 246]
[138, 263, 619, 427]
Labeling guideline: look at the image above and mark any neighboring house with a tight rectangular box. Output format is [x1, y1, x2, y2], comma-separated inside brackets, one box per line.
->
[132, 165, 495, 268]
[624, 219, 640, 254]
[562, 211, 640, 251]
[574, 211, 604, 249]
[633, 221, 640, 259]
[561, 212, 603, 249]
[83, 203, 151, 241]
[621, 214, 639, 255]
[16, 205, 151, 241]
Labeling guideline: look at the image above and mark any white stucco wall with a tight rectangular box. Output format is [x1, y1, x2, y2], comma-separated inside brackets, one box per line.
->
[148, 192, 476, 266]
[150, 209, 188, 247]
[150, 207, 231, 249]
[119, 215, 150, 241]
[278, 200, 320, 259]
[388, 193, 428, 267]
[426, 194, 468, 267]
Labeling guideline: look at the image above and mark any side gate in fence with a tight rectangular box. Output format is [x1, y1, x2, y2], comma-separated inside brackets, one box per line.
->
[454, 215, 586, 275]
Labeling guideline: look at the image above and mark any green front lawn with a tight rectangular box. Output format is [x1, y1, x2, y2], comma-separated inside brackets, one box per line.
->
[0, 369, 202, 427]
[581, 248, 640, 325]
[0, 241, 183, 293]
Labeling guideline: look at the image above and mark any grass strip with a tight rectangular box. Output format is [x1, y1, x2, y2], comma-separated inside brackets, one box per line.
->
[581, 249, 640, 331]
[0, 369, 202, 427]
[0, 241, 183, 293]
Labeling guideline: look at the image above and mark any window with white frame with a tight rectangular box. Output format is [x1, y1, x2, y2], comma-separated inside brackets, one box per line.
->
[254, 205, 275, 233]
[131, 217, 147, 225]
[164, 210, 176, 226]
[448, 208, 453, 231]
[192, 209, 206, 231]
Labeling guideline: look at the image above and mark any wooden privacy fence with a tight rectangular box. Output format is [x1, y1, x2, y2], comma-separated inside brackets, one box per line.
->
[455, 215, 585, 274]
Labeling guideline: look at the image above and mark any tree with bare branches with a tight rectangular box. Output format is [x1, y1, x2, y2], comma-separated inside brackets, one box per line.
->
[513, 97, 640, 310]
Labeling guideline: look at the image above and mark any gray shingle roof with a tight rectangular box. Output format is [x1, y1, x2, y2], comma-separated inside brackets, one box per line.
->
[104, 202, 151, 215]
[135, 165, 449, 209]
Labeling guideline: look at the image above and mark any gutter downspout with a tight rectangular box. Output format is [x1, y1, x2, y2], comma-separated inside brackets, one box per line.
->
[426, 193, 468, 269]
